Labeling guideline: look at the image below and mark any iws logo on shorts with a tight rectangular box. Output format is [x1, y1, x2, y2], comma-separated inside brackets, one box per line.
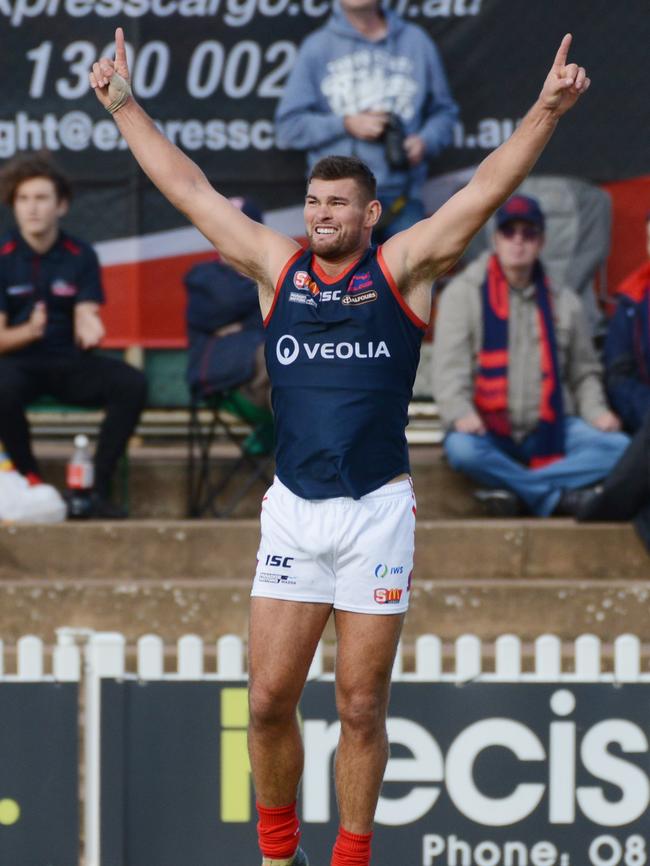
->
[374, 588, 403, 604]
[374, 563, 405, 578]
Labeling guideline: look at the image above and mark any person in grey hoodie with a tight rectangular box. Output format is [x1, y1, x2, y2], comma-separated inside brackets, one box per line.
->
[274, 0, 458, 241]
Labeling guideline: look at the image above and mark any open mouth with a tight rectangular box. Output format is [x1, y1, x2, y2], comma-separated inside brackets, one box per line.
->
[314, 226, 337, 236]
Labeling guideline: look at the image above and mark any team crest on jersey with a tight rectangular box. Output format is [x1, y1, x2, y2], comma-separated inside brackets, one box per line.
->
[293, 270, 320, 296]
[348, 272, 373, 293]
[51, 279, 78, 297]
[342, 271, 377, 306]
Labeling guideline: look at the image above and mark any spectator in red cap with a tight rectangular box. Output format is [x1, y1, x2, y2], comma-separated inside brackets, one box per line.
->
[433, 194, 629, 516]
[604, 211, 650, 432]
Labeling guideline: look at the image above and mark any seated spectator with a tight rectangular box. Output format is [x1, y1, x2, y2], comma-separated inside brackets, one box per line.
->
[604, 210, 650, 432]
[184, 198, 272, 454]
[0, 153, 147, 518]
[432, 194, 629, 517]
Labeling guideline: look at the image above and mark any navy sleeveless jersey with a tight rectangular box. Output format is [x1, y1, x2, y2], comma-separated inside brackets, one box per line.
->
[265, 245, 426, 500]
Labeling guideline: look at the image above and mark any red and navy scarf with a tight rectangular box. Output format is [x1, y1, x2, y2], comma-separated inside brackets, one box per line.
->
[474, 254, 565, 468]
[617, 261, 650, 383]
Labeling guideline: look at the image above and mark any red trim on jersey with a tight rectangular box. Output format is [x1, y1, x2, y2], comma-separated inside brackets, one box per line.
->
[0, 240, 17, 256]
[63, 238, 81, 255]
[377, 245, 428, 331]
[264, 248, 303, 328]
[311, 254, 362, 286]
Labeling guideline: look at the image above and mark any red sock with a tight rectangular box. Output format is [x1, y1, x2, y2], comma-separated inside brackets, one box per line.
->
[256, 801, 301, 860]
[25, 472, 43, 487]
[331, 826, 373, 866]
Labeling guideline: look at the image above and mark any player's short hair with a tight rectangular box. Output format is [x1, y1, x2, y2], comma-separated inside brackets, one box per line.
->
[0, 152, 72, 206]
[308, 156, 377, 203]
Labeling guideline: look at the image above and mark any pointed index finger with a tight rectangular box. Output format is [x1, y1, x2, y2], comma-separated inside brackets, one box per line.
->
[553, 33, 572, 70]
[115, 27, 127, 66]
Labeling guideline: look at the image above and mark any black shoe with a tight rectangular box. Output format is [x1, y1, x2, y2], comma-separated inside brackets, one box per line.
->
[555, 484, 603, 517]
[291, 850, 309, 866]
[86, 492, 128, 519]
[473, 488, 522, 517]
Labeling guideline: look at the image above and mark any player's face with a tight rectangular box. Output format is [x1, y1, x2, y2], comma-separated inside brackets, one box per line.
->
[304, 178, 376, 260]
[13, 177, 67, 241]
[494, 220, 544, 274]
[646, 218, 650, 259]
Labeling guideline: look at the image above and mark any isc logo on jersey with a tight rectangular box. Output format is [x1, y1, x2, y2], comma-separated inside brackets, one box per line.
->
[276, 334, 390, 366]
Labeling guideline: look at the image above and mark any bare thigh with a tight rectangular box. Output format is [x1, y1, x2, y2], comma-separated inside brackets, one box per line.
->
[248, 597, 332, 707]
[334, 610, 405, 711]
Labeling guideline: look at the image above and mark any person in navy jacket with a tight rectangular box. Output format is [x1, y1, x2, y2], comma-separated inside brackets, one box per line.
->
[604, 212, 650, 432]
[0, 153, 146, 518]
[91, 28, 590, 866]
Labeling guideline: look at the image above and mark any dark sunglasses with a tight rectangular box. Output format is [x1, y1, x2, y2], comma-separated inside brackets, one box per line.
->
[498, 223, 542, 241]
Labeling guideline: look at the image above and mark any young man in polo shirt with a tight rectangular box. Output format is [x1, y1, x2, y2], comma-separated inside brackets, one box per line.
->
[0, 153, 147, 518]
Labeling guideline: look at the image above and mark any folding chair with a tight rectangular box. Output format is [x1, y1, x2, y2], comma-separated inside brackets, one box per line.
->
[183, 235, 272, 518]
[187, 389, 274, 518]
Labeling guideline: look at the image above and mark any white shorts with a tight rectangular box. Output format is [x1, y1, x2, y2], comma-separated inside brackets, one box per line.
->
[251, 476, 416, 614]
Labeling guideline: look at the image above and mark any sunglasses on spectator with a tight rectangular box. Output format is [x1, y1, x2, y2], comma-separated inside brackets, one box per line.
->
[498, 223, 542, 241]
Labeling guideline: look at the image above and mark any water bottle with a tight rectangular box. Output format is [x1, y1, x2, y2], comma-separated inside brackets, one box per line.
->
[66, 434, 94, 519]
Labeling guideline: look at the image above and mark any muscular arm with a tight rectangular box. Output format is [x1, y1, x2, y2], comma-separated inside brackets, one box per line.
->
[382, 35, 590, 304]
[91, 29, 299, 312]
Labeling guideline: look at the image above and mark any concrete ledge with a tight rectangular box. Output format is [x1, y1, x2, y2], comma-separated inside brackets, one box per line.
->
[1, 519, 647, 646]
[1, 520, 647, 581]
[0, 578, 647, 646]
[37, 443, 481, 519]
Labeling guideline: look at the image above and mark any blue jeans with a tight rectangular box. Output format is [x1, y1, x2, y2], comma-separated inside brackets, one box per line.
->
[374, 196, 426, 243]
[444, 417, 630, 516]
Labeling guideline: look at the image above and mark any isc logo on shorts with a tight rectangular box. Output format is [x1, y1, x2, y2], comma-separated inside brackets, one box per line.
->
[264, 554, 294, 568]
[374, 588, 403, 604]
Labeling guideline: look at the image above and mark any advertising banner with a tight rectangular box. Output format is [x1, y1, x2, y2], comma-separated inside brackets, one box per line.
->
[100, 679, 650, 866]
[0, 683, 79, 866]
[0, 0, 648, 242]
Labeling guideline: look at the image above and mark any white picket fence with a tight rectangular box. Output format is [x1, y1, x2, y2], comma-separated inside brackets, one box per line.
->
[1, 630, 646, 684]
[0, 629, 647, 866]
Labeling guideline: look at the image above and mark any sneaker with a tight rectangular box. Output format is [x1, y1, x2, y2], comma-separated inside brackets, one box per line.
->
[0, 469, 66, 524]
[473, 488, 522, 517]
[86, 492, 128, 519]
[262, 849, 309, 866]
[64, 490, 128, 520]
[555, 484, 604, 517]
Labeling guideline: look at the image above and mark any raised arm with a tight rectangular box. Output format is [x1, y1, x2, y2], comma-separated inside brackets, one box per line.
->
[383, 35, 590, 289]
[90, 28, 299, 305]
